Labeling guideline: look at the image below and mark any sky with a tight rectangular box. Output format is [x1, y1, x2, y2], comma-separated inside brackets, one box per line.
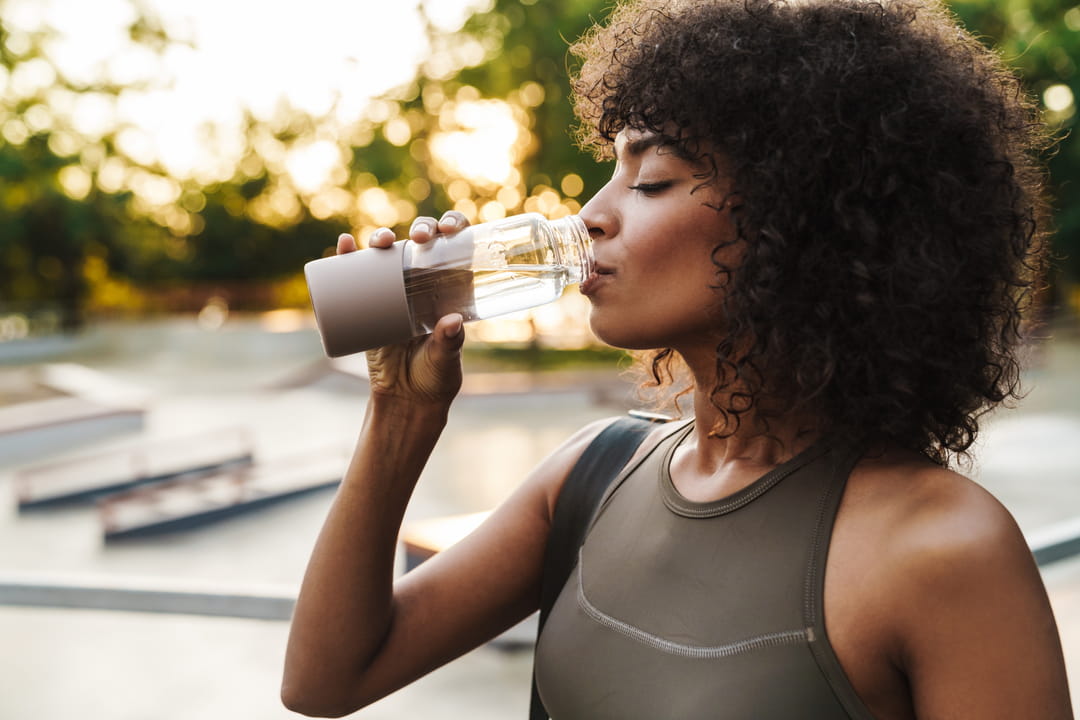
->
[3, 0, 488, 179]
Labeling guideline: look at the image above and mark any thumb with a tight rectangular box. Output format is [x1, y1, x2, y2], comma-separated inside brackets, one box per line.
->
[416, 313, 464, 398]
[434, 314, 465, 357]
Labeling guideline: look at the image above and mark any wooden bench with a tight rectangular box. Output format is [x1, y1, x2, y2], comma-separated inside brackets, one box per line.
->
[400, 510, 537, 649]
[400, 511, 492, 572]
[0, 396, 145, 467]
[15, 426, 254, 510]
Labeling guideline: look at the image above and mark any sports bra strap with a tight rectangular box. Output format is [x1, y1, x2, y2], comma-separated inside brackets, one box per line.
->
[529, 414, 670, 720]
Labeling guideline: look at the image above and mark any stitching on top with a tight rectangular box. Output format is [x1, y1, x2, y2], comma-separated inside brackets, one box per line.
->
[576, 551, 810, 660]
[669, 464, 804, 518]
[802, 472, 836, 624]
[663, 437, 833, 519]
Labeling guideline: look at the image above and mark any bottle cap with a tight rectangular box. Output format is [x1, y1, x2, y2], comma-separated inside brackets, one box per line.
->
[304, 242, 413, 357]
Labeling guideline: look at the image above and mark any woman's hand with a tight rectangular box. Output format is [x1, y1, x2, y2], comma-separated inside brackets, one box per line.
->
[338, 211, 470, 404]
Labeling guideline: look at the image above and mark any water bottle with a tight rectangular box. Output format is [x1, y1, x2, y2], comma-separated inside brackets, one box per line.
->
[304, 213, 593, 357]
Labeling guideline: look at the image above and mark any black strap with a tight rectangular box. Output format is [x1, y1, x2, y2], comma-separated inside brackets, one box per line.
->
[528, 415, 661, 720]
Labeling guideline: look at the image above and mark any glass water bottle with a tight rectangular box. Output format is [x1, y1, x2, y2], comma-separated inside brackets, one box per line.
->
[304, 213, 593, 357]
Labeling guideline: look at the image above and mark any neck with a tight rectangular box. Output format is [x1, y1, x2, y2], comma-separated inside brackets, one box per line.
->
[668, 348, 823, 500]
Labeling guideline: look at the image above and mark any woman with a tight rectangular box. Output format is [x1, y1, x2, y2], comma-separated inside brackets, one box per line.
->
[282, 0, 1073, 717]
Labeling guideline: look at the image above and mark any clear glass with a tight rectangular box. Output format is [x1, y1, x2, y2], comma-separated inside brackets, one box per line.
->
[402, 213, 592, 335]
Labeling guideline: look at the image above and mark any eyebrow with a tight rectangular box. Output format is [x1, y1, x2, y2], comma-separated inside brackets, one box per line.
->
[615, 133, 696, 163]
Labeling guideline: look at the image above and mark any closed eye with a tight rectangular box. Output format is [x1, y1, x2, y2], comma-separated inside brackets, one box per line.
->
[627, 181, 672, 196]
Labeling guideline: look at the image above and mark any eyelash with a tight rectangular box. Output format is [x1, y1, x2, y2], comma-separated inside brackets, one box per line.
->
[628, 181, 671, 195]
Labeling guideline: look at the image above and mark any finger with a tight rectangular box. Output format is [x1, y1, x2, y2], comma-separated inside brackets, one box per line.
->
[432, 313, 465, 356]
[409, 217, 438, 244]
[411, 314, 464, 400]
[337, 233, 358, 254]
[437, 211, 469, 235]
[368, 227, 395, 249]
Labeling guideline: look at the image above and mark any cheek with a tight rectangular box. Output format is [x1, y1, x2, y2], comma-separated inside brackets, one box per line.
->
[636, 220, 727, 287]
[602, 247, 721, 340]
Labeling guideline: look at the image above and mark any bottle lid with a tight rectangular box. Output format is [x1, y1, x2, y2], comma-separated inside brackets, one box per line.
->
[304, 242, 413, 357]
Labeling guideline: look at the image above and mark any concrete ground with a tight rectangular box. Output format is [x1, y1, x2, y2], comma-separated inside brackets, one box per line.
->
[0, 317, 1078, 718]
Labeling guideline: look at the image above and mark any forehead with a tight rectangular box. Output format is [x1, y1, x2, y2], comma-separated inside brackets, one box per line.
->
[612, 128, 720, 172]
[613, 128, 680, 161]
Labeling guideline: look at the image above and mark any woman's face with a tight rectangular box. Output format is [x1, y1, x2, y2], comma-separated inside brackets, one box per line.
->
[578, 129, 739, 354]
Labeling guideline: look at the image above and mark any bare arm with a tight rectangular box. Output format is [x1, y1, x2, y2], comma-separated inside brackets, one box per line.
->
[281, 214, 613, 716]
[892, 477, 1073, 719]
[282, 397, 609, 716]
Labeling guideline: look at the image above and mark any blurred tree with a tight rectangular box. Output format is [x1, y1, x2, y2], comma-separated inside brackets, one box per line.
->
[140, 110, 343, 293]
[3, 0, 1078, 330]
[0, 2, 344, 325]
[451, 0, 615, 200]
[0, 9, 161, 330]
[353, 0, 1079, 310]
[333, 0, 613, 245]
[352, 2, 1071, 313]
[950, 0, 1080, 305]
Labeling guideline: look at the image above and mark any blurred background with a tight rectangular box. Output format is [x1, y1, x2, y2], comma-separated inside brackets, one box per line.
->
[0, 0, 1078, 717]
[0, 0, 1078, 338]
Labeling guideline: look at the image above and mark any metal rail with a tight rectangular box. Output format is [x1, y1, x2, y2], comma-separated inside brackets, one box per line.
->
[0, 572, 296, 621]
[0, 517, 1078, 622]
[1029, 516, 1080, 568]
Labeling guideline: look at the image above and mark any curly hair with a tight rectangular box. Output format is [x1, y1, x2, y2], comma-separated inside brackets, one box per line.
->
[570, 0, 1051, 465]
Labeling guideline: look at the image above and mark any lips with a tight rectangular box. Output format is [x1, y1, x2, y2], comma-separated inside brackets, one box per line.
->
[580, 264, 614, 297]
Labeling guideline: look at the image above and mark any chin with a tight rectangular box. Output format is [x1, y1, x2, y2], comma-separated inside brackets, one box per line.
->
[588, 316, 662, 352]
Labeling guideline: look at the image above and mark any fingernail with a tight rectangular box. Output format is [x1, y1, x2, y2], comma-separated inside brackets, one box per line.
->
[441, 215, 459, 229]
[446, 314, 464, 337]
[414, 221, 432, 234]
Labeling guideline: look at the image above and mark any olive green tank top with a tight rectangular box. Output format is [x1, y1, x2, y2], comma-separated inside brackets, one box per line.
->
[534, 421, 878, 720]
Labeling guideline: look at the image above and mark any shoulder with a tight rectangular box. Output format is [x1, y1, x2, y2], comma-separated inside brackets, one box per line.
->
[529, 415, 678, 522]
[841, 450, 1034, 597]
[840, 452, 1072, 716]
[840, 449, 1059, 662]
[849, 453, 1030, 575]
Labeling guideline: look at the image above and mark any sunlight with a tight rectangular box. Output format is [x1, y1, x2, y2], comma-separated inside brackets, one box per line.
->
[9, 58, 56, 98]
[467, 290, 595, 348]
[127, 170, 181, 208]
[197, 296, 229, 330]
[479, 200, 507, 222]
[1045, 84, 1075, 113]
[259, 309, 310, 334]
[424, 0, 494, 32]
[46, 130, 80, 157]
[560, 173, 585, 198]
[430, 98, 521, 187]
[248, 186, 303, 227]
[469, 313, 537, 344]
[308, 187, 353, 221]
[0, 314, 30, 340]
[285, 140, 344, 195]
[356, 187, 400, 228]
[383, 116, 413, 147]
[57, 165, 92, 200]
[4, 0, 448, 180]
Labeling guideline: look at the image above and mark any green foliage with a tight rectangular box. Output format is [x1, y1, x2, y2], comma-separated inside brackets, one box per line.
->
[453, 0, 616, 196]
[950, 0, 1080, 289]
[0, 80, 142, 327]
[0, 4, 343, 325]
[2, 0, 1079, 331]
[464, 343, 629, 371]
[0, 6, 169, 327]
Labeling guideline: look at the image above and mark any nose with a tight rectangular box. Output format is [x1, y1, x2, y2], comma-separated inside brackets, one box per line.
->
[578, 180, 617, 242]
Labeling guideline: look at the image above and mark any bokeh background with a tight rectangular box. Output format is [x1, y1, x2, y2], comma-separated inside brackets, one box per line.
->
[2, 0, 1078, 340]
